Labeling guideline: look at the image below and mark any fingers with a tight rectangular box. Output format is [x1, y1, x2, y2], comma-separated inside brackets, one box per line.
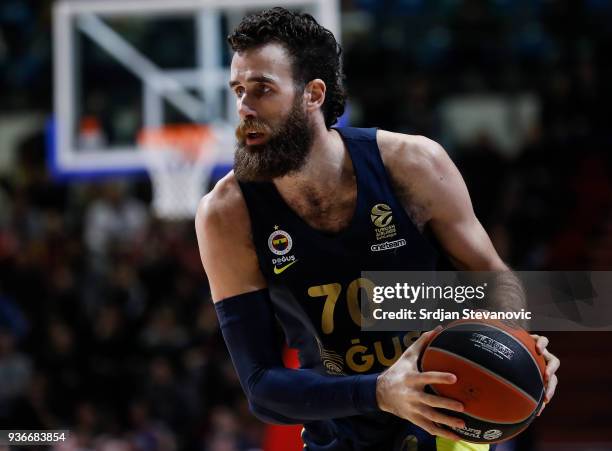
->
[412, 414, 463, 442]
[405, 326, 442, 357]
[536, 335, 549, 355]
[531, 334, 560, 385]
[418, 405, 465, 430]
[543, 348, 560, 381]
[530, 335, 560, 404]
[531, 334, 549, 355]
[420, 392, 464, 413]
[537, 368, 559, 417]
[545, 373, 558, 403]
[537, 373, 558, 417]
[414, 371, 457, 386]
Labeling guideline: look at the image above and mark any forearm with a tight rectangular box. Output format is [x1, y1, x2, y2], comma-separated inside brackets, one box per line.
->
[215, 289, 379, 424]
[489, 270, 526, 312]
[246, 366, 379, 423]
[482, 269, 528, 328]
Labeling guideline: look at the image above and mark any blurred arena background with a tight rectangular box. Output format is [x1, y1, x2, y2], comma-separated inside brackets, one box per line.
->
[0, 0, 611, 450]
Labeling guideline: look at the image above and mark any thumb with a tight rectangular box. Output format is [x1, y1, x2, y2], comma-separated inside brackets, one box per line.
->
[404, 325, 443, 357]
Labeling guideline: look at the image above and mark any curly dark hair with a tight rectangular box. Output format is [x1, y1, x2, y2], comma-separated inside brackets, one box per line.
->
[228, 7, 346, 128]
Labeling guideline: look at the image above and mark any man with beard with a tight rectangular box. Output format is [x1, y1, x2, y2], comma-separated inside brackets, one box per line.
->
[195, 7, 559, 451]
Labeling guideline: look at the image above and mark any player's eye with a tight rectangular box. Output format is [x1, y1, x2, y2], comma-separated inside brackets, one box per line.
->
[256, 84, 271, 96]
[234, 86, 245, 98]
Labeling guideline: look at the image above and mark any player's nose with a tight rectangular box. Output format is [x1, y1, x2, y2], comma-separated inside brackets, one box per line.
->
[237, 97, 257, 120]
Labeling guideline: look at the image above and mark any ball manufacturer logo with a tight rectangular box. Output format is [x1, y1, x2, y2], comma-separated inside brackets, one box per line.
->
[483, 429, 503, 440]
[470, 333, 515, 360]
[268, 229, 293, 255]
[370, 203, 393, 228]
[453, 426, 482, 440]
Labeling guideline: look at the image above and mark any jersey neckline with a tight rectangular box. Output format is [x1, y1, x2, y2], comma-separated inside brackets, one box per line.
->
[265, 127, 367, 243]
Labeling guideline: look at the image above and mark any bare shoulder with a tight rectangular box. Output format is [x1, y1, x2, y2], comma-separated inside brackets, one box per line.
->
[195, 171, 250, 238]
[195, 171, 265, 300]
[376, 130, 452, 229]
[376, 129, 448, 175]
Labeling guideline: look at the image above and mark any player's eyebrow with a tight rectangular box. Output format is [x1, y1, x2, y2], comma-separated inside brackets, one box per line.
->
[229, 75, 278, 88]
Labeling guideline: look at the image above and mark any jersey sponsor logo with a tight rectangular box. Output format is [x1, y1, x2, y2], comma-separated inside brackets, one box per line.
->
[370, 238, 407, 252]
[268, 227, 293, 255]
[370, 203, 397, 240]
[268, 226, 298, 274]
[273, 258, 298, 275]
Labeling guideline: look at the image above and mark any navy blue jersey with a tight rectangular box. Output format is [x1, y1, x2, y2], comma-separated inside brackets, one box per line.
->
[238, 127, 490, 451]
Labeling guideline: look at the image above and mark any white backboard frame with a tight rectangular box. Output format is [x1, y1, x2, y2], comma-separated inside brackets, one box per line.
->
[52, 0, 340, 176]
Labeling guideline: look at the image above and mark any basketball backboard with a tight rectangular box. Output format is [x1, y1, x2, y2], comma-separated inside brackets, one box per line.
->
[51, 0, 340, 178]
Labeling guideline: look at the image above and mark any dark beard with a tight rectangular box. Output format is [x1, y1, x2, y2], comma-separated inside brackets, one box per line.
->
[233, 98, 313, 182]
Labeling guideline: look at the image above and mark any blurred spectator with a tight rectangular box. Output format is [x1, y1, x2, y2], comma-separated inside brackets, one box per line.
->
[141, 306, 188, 350]
[6, 372, 56, 430]
[84, 182, 148, 260]
[128, 399, 177, 451]
[0, 329, 32, 405]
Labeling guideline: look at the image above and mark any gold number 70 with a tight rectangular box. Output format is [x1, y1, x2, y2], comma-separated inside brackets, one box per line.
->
[307, 278, 376, 334]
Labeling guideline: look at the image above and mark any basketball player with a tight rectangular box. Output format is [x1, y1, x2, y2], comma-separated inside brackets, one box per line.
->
[195, 8, 559, 451]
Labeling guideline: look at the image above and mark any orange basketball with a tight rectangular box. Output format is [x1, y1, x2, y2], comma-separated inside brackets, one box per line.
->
[419, 319, 547, 444]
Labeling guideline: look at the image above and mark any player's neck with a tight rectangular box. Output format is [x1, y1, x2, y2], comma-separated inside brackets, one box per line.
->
[273, 126, 356, 232]
[274, 126, 350, 201]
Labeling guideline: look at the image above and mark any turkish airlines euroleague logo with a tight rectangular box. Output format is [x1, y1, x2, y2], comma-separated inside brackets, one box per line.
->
[370, 203, 398, 241]
[370, 203, 393, 228]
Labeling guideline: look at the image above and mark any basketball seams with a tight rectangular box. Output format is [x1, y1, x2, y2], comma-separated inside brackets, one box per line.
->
[430, 383, 530, 425]
[433, 408, 533, 444]
[441, 322, 545, 385]
[426, 347, 539, 421]
[422, 321, 545, 444]
[427, 324, 545, 401]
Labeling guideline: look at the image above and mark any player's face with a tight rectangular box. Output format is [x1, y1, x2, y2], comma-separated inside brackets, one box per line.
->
[229, 43, 313, 182]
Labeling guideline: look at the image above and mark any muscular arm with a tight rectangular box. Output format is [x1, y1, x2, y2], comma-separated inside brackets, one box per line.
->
[195, 172, 266, 301]
[378, 131, 525, 312]
[195, 173, 379, 424]
[378, 132, 558, 408]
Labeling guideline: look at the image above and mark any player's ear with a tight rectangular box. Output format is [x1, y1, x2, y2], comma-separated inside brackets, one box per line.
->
[304, 79, 326, 111]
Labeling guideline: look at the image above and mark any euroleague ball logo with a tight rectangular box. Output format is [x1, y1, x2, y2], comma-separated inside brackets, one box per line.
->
[483, 429, 502, 440]
[370, 203, 393, 228]
[268, 229, 293, 255]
